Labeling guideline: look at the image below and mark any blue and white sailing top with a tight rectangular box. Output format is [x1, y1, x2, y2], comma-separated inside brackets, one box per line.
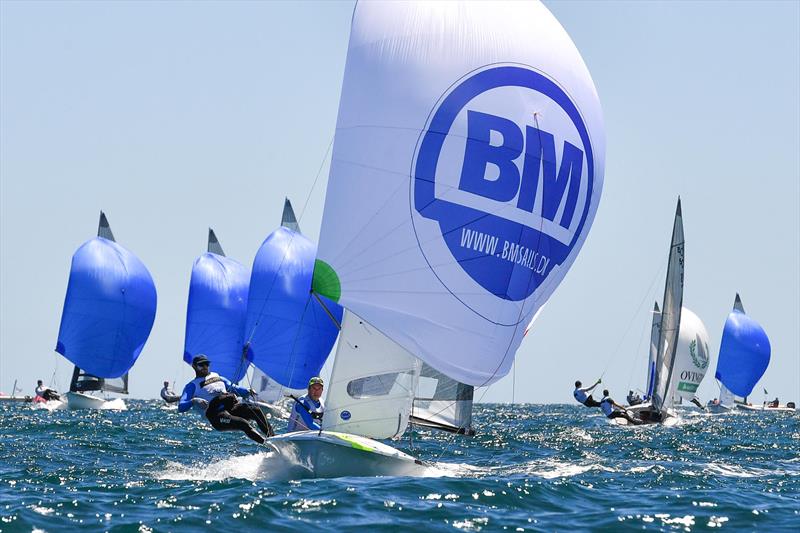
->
[287, 395, 324, 431]
[177, 372, 249, 413]
[573, 388, 589, 404]
[600, 395, 615, 417]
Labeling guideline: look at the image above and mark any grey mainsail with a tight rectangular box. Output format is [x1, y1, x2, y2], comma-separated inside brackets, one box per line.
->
[207, 228, 225, 256]
[411, 363, 475, 435]
[652, 199, 685, 414]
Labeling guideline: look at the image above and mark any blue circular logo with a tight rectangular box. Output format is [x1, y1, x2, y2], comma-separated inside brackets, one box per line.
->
[412, 64, 595, 312]
[340, 410, 352, 421]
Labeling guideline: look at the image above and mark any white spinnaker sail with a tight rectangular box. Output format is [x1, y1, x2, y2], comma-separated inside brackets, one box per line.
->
[652, 200, 684, 413]
[322, 311, 421, 439]
[312, 0, 605, 387]
[667, 307, 710, 405]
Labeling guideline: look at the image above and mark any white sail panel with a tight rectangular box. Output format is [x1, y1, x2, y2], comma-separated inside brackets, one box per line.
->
[667, 307, 710, 404]
[313, 1, 605, 386]
[322, 311, 421, 439]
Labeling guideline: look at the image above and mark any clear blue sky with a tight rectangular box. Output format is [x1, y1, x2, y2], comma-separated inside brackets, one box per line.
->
[1, 1, 798, 404]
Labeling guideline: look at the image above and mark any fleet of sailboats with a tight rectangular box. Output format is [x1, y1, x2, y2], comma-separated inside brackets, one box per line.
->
[30, 1, 794, 483]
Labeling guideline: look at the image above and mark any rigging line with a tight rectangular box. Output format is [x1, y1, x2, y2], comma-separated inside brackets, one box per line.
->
[599, 255, 668, 379]
[625, 309, 651, 392]
[282, 296, 315, 394]
[298, 135, 335, 223]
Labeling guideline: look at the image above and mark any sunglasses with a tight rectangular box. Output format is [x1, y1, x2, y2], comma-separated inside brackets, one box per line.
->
[195, 362, 210, 368]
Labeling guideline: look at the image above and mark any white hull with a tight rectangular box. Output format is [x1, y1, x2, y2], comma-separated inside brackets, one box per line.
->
[705, 404, 734, 414]
[738, 403, 796, 413]
[66, 391, 126, 410]
[32, 399, 67, 411]
[267, 430, 429, 478]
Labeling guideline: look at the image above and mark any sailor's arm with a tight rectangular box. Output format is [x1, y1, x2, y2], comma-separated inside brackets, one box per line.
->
[177, 383, 197, 413]
[222, 377, 251, 398]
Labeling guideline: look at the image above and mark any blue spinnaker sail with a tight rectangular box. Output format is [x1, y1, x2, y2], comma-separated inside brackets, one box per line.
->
[244, 227, 342, 389]
[183, 248, 250, 383]
[56, 237, 157, 378]
[715, 295, 770, 398]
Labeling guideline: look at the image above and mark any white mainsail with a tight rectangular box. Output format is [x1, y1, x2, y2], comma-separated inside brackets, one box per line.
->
[322, 311, 421, 439]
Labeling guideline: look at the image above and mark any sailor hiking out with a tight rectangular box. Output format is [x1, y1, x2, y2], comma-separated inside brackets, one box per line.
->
[34, 380, 60, 402]
[600, 390, 643, 425]
[178, 355, 274, 443]
[287, 377, 325, 432]
[573, 379, 602, 407]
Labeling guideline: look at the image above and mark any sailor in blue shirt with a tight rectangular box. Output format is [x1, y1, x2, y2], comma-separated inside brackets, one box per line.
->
[287, 377, 325, 432]
[178, 354, 274, 443]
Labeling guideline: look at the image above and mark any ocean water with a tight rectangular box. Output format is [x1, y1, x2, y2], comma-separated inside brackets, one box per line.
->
[1, 402, 798, 531]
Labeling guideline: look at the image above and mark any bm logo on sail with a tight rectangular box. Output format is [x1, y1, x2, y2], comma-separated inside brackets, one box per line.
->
[413, 65, 596, 302]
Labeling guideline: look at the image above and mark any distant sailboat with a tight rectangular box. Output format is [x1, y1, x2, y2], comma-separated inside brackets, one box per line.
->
[626, 199, 685, 424]
[708, 294, 787, 412]
[56, 212, 157, 409]
[244, 199, 342, 415]
[183, 229, 250, 382]
[267, 0, 605, 477]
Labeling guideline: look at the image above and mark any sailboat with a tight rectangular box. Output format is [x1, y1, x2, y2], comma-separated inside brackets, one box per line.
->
[624, 199, 685, 425]
[243, 199, 342, 418]
[707, 295, 789, 412]
[266, 0, 605, 477]
[183, 229, 250, 383]
[56, 212, 157, 410]
[410, 364, 476, 435]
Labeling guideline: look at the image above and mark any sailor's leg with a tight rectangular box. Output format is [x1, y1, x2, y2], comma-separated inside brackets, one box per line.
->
[208, 411, 265, 444]
[231, 404, 274, 437]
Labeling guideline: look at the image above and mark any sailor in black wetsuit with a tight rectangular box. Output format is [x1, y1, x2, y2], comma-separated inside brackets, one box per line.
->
[573, 379, 602, 407]
[178, 355, 274, 443]
[160, 381, 180, 404]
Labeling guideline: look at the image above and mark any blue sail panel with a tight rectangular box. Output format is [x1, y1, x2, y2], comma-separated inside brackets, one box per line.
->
[183, 253, 250, 382]
[715, 309, 770, 397]
[244, 227, 342, 389]
[55, 238, 157, 378]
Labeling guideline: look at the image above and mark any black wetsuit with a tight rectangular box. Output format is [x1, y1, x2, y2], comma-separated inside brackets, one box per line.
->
[601, 396, 643, 425]
[205, 394, 275, 444]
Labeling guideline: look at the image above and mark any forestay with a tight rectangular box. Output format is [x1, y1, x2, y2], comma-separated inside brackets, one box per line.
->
[56, 212, 157, 380]
[183, 229, 250, 383]
[312, 0, 605, 386]
[715, 294, 770, 398]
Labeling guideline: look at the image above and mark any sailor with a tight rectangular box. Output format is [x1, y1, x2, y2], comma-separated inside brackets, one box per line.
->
[600, 389, 643, 425]
[287, 377, 325, 432]
[34, 380, 60, 401]
[573, 379, 602, 407]
[160, 380, 179, 404]
[626, 390, 643, 406]
[178, 354, 274, 443]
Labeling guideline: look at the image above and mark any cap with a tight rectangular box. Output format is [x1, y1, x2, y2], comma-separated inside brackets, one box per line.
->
[308, 377, 324, 387]
[192, 354, 210, 366]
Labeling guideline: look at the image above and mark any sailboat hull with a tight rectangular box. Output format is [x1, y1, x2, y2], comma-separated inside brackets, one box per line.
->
[267, 430, 429, 478]
[737, 403, 796, 412]
[66, 391, 126, 410]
